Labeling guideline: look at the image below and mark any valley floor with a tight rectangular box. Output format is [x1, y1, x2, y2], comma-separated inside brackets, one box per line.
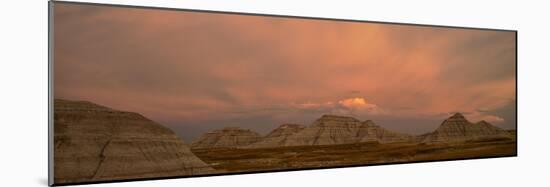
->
[191, 138, 516, 173]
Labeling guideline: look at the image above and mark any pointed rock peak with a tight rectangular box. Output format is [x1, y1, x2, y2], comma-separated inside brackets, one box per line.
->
[450, 112, 465, 119]
[476, 120, 491, 125]
[438, 112, 472, 125]
[423, 114, 510, 143]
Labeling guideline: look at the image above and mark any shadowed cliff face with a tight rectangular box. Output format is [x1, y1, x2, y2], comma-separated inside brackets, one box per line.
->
[54, 99, 215, 184]
[421, 113, 511, 143]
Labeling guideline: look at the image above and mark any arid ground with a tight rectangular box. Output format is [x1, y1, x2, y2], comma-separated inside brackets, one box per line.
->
[192, 137, 516, 173]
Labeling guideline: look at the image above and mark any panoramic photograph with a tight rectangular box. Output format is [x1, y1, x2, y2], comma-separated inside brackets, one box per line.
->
[52, 2, 516, 185]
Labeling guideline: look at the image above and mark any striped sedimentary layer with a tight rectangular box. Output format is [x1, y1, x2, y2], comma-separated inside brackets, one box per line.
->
[54, 99, 214, 184]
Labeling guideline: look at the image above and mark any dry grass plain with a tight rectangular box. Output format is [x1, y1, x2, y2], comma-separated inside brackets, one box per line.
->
[192, 137, 516, 173]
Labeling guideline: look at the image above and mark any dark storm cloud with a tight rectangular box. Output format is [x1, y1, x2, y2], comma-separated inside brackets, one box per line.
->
[477, 99, 516, 130]
[441, 31, 516, 85]
[54, 3, 516, 140]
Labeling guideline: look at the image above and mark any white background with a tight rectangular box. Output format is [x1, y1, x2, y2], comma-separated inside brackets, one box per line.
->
[1, 0, 549, 186]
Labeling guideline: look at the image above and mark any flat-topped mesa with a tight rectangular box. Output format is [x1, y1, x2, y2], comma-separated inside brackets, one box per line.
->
[244, 124, 306, 148]
[53, 99, 214, 184]
[421, 113, 511, 143]
[191, 127, 262, 149]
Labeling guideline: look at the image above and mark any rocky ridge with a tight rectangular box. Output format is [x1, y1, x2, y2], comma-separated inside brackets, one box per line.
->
[244, 124, 306, 148]
[190, 127, 262, 149]
[420, 113, 511, 143]
[54, 99, 214, 184]
[280, 115, 411, 147]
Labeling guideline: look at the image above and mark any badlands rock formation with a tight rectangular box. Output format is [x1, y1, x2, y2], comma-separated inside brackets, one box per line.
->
[280, 115, 410, 147]
[191, 127, 262, 149]
[54, 99, 214, 184]
[357, 120, 413, 143]
[282, 115, 363, 146]
[421, 113, 511, 143]
[245, 124, 305, 148]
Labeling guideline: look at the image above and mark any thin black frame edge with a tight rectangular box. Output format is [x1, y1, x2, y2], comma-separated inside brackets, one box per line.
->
[50, 0, 517, 33]
[48, 1, 55, 186]
[47, 0, 518, 186]
[515, 30, 518, 157]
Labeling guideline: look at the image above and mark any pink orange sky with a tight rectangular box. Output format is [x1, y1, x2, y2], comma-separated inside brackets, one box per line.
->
[54, 3, 516, 141]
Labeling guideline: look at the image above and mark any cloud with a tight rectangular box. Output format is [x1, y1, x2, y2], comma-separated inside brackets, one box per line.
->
[287, 97, 386, 117]
[480, 115, 505, 123]
[473, 99, 516, 128]
[476, 107, 490, 112]
[53, 3, 516, 139]
[337, 97, 386, 115]
[291, 101, 335, 111]
[338, 97, 371, 109]
[463, 110, 506, 125]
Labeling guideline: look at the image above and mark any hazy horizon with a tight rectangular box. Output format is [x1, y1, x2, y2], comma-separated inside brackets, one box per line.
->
[54, 4, 516, 142]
